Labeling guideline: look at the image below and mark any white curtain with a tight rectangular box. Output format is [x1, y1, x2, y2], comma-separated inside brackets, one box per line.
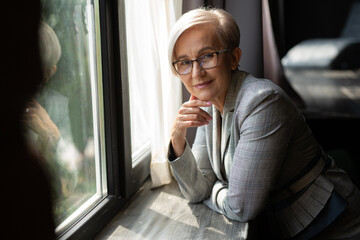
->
[125, 0, 183, 188]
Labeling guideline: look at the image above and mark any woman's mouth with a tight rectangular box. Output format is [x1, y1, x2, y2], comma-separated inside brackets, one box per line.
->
[194, 80, 213, 89]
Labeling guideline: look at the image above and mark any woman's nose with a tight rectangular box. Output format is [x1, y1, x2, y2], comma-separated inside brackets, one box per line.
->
[192, 61, 205, 78]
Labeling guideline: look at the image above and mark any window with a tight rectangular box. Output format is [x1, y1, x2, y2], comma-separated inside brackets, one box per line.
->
[24, 0, 107, 236]
[24, 0, 148, 238]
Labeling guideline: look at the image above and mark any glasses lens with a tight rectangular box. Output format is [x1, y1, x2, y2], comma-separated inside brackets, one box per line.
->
[199, 52, 218, 69]
[175, 60, 192, 75]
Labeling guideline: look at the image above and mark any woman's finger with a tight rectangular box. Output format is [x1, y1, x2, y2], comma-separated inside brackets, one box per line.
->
[183, 99, 212, 108]
[182, 120, 209, 128]
[178, 113, 210, 123]
[189, 94, 198, 101]
[173, 118, 209, 133]
[179, 106, 212, 121]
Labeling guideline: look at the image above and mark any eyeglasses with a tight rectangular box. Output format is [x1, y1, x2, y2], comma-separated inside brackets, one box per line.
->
[172, 49, 229, 75]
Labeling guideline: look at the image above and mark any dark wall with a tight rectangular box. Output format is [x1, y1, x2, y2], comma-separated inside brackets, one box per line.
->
[225, 0, 264, 78]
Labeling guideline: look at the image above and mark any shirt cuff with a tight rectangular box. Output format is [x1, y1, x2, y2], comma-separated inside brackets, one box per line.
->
[203, 181, 228, 213]
[167, 141, 178, 162]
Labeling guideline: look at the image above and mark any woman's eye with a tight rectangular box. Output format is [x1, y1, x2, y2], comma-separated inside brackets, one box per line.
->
[203, 53, 215, 59]
[180, 60, 191, 66]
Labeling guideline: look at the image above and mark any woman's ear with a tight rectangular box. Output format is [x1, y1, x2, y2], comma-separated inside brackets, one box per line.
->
[231, 47, 242, 70]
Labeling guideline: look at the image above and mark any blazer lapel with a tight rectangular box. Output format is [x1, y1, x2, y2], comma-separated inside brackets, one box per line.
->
[221, 70, 246, 166]
[221, 110, 234, 161]
[209, 70, 248, 180]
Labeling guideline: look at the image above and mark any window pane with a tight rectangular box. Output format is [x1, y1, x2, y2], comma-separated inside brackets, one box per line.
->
[24, 0, 106, 233]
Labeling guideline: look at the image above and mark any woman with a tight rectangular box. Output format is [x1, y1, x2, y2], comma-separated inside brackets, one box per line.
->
[167, 7, 360, 239]
[24, 22, 62, 159]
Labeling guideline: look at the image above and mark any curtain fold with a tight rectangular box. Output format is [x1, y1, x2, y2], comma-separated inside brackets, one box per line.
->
[262, 0, 283, 85]
[262, 0, 305, 109]
[148, 1, 183, 188]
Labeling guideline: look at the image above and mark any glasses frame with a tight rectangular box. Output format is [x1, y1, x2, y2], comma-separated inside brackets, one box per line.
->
[172, 48, 229, 75]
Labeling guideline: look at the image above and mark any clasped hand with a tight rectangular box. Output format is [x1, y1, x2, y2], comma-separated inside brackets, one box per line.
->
[171, 95, 212, 157]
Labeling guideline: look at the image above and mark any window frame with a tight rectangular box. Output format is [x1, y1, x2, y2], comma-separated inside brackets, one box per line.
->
[57, 0, 150, 239]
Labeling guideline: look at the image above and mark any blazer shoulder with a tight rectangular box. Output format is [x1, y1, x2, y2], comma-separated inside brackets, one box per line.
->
[240, 74, 283, 96]
[235, 75, 285, 110]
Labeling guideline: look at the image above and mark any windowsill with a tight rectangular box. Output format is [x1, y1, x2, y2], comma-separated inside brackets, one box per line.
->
[94, 178, 248, 240]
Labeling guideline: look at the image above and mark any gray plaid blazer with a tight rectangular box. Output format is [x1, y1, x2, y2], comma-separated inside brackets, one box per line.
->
[169, 70, 360, 239]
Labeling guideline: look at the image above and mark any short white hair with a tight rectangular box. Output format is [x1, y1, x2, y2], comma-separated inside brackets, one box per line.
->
[39, 21, 61, 78]
[168, 7, 240, 75]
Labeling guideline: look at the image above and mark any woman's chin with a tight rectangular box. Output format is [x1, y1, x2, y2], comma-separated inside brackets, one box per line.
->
[190, 88, 214, 101]
[195, 94, 212, 102]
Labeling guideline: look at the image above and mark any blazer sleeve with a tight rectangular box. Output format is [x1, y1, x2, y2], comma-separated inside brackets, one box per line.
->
[205, 90, 296, 222]
[168, 125, 217, 203]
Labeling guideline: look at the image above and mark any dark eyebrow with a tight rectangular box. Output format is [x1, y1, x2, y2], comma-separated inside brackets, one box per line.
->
[198, 46, 216, 54]
[175, 46, 217, 60]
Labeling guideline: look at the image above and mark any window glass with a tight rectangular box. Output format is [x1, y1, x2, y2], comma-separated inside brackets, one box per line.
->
[24, 0, 106, 233]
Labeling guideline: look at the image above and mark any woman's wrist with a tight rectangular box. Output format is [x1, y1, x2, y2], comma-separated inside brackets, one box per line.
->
[171, 137, 186, 158]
